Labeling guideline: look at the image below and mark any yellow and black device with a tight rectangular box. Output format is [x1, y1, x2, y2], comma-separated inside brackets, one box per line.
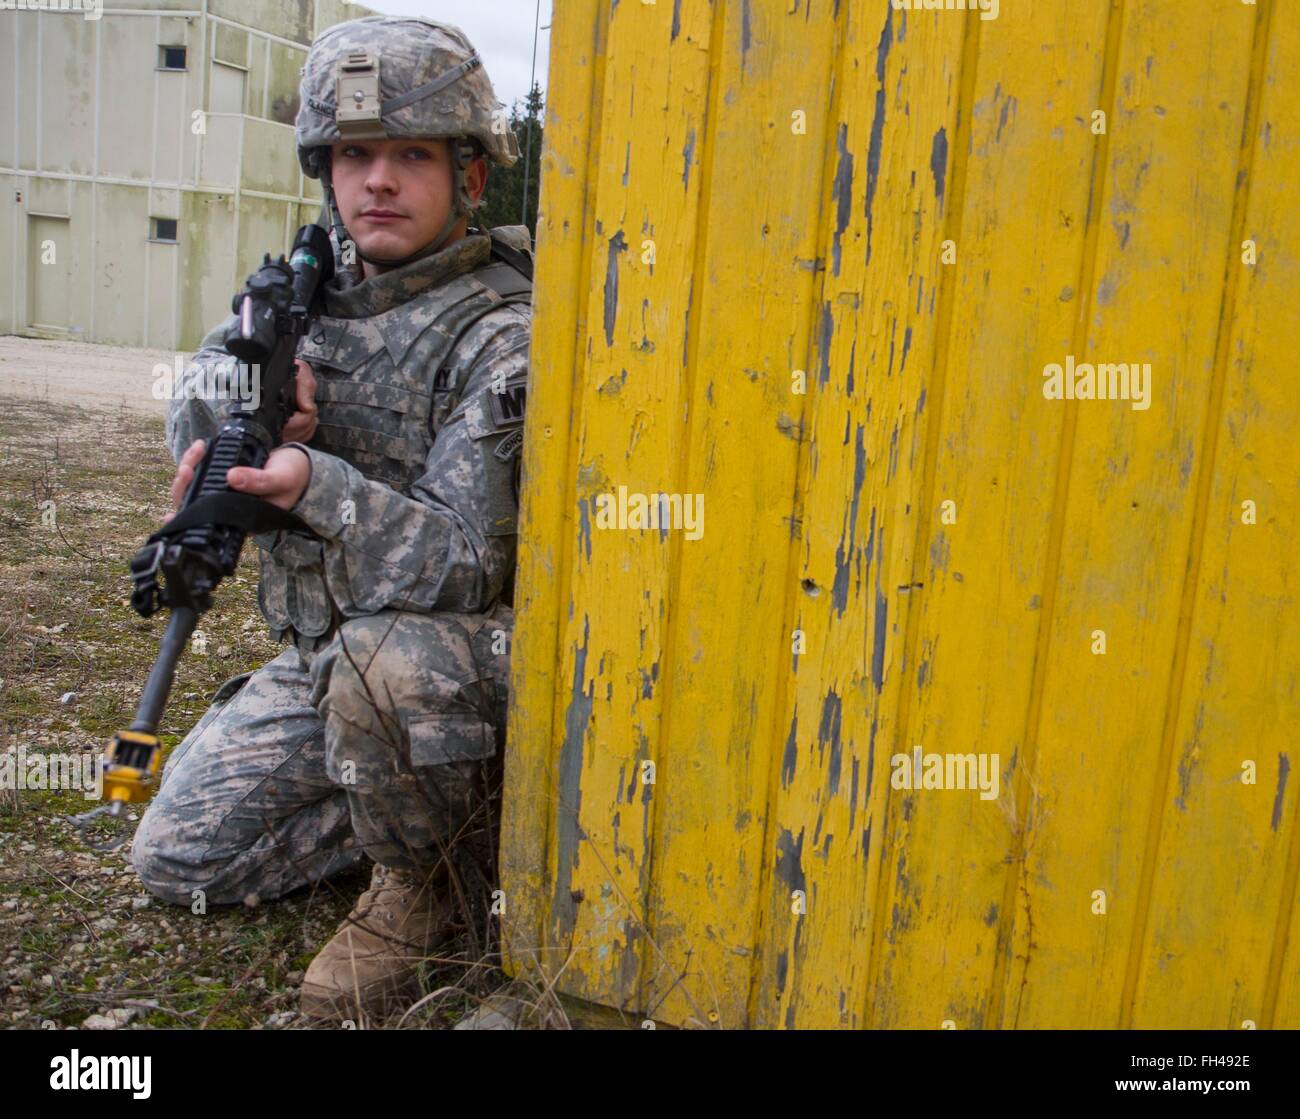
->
[101, 730, 164, 807]
[72, 731, 164, 850]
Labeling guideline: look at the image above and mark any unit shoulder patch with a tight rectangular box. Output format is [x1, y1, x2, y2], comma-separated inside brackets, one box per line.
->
[464, 372, 527, 439]
[486, 372, 528, 430]
[493, 427, 525, 462]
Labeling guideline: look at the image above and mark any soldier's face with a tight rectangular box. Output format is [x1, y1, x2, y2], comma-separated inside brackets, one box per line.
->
[330, 138, 486, 266]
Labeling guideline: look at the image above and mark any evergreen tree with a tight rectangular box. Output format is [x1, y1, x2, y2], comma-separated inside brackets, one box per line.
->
[476, 82, 545, 241]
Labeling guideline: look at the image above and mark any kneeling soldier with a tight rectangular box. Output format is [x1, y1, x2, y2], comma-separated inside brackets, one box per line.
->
[129, 15, 532, 1022]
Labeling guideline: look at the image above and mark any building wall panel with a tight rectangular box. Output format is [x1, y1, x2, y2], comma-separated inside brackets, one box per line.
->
[502, 0, 1300, 1029]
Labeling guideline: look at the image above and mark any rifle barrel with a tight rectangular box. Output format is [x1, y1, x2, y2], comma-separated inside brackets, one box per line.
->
[129, 606, 198, 735]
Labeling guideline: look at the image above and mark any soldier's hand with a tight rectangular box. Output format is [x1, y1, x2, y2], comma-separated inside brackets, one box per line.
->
[280, 359, 319, 444]
[226, 446, 313, 512]
[166, 439, 206, 519]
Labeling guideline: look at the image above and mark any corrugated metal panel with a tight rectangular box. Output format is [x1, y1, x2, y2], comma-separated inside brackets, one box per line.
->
[502, 0, 1299, 1029]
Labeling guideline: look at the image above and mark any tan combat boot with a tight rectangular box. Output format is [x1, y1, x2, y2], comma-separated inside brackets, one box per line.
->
[300, 861, 457, 1022]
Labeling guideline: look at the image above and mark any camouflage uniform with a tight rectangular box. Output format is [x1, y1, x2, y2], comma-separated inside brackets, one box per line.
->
[130, 222, 532, 911]
[132, 14, 531, 917]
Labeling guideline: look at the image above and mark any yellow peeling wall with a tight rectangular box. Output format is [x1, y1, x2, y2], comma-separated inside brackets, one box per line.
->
[502, 0, 1300, 1029]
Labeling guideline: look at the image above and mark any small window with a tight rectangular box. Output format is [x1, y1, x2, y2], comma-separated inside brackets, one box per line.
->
[158, 46, 187, 71]
[150, 218, 178, 243]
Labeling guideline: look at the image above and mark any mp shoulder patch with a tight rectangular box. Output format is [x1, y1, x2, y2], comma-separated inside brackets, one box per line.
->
[464, 372, 530, 440]
[486, 372, 528, 431]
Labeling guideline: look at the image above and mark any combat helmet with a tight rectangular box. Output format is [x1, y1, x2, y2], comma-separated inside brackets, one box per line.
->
[296, 16, 520, 271]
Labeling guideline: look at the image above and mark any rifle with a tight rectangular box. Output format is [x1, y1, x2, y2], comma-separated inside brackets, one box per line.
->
[73, 224, 334, 847]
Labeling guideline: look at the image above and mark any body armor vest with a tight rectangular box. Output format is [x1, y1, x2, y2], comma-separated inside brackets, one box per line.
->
[257, 233, 532, 640]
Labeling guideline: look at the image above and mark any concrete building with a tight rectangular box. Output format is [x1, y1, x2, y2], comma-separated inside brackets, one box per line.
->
[0, 0, 373, 351]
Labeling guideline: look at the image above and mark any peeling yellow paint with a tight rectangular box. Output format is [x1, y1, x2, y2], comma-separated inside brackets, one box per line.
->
[501, 0, 1300, 1029]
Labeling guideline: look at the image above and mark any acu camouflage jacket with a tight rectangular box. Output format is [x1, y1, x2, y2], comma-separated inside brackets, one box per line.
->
[165, 225, 532, 642]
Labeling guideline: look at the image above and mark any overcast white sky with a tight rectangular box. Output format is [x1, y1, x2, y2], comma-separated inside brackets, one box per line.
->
[362, 1, 553, 112]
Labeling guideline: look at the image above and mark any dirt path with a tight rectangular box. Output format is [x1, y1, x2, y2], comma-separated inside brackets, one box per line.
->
[0, 336, 177, 416]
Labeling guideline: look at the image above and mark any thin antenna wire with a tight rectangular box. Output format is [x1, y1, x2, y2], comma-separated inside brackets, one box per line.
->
[521, 0, 543, 227]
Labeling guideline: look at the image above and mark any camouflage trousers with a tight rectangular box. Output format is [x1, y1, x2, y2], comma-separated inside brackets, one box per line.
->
[130, 603, 512, 911]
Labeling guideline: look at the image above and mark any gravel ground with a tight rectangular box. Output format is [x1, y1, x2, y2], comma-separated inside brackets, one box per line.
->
[0, 336, 173, 417]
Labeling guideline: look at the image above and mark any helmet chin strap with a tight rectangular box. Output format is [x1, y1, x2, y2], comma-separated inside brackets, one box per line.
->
[316, 146, 478, 276]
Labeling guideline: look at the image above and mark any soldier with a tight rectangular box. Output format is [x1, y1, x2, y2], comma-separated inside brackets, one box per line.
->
[129, 15, 533, 1022]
